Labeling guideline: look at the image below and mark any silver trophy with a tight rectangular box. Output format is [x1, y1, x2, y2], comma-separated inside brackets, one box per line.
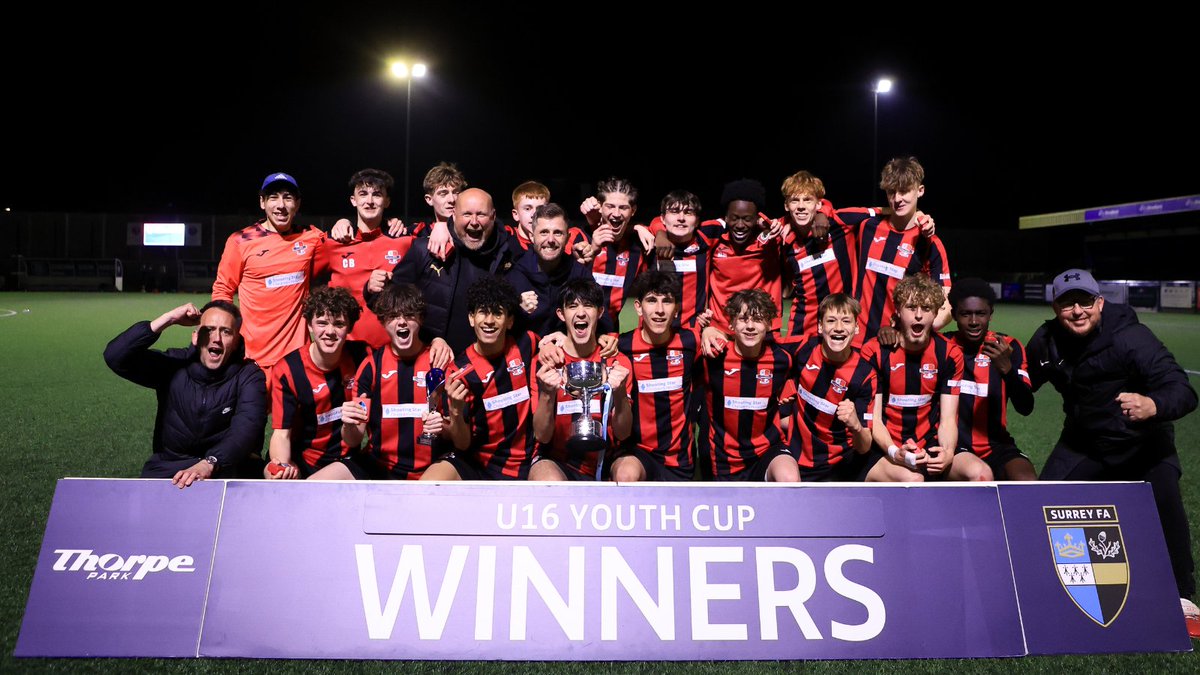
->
[564, 361, 607, 454]
[418, 368, 446, 446]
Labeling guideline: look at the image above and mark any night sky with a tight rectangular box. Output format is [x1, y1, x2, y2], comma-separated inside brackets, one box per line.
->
[4, 10, 1194, 230]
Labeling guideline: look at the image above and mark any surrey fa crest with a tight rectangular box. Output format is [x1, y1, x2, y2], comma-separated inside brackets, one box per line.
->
[1045, 505, 1129, 627]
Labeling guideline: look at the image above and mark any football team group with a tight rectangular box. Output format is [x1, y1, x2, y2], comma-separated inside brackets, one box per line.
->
[102, 159, 1199, 633]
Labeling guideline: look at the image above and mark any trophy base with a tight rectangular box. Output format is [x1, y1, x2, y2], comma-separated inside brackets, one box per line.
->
[566, 434, 607, 454]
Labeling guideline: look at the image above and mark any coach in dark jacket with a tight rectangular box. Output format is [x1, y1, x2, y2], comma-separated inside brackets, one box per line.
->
[365, 188, 523, 351]
[507, 202, 613, 336]
[104, 300, 267, 488]
[1028, 268, 1197, 602]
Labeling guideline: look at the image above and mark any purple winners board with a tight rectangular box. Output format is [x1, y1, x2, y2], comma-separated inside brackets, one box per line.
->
[16, 480, 1191, 660]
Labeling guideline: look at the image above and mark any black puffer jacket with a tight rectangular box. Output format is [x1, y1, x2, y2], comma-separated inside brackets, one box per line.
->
[1027, 303, 1197, 453]
[374, 225, 524, 351]
[103, 321, 267, 472]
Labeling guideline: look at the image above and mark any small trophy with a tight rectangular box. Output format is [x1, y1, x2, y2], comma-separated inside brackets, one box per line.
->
[418, 367, 446, 446]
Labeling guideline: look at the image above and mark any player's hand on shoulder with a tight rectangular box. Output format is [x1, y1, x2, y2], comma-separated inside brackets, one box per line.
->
[916, 211, 936, 238]
[429, 338, 454, 370]
[597, 334, 619, 359]
[701, 326, 729, 358]
[386, 218, 408, 237]
[876, 325, 901, 348]
[330, 219, 355, 243]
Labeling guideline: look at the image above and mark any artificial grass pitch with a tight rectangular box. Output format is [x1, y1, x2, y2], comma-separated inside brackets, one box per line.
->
[2, 292, 1197, 672]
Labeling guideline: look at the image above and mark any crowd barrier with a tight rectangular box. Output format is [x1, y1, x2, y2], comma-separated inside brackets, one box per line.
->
[16, 479, 1192, 660]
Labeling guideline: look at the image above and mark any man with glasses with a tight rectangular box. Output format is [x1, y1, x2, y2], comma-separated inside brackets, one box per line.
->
[1028, 268, 1199, 636]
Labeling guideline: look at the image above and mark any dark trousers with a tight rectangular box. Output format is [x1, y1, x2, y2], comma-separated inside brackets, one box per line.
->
[1041, 437, 1195, 598]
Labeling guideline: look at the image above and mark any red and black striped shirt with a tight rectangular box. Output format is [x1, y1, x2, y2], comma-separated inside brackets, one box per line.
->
[272, 342, 369, 474]
[854, 218, 951, 344]
[591, 235, 646, 320]
[617, 328, 702, 478]
[353, 345, 440, 480]
[784, 336, 876, 470]
[699, 342, 797, 479]
[783, 206, 876, 338]
[646, 216, 711, 329]
[946, 331, 1032, 459]
[450, 332, 537, 480]
[861, 333, 963, 449]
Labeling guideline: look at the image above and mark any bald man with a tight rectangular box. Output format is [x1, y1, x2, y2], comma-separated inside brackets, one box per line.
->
[366, 188, 526, 351]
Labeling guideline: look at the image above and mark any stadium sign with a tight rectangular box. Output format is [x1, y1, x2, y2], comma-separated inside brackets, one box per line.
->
[16, 480, 1192, 659]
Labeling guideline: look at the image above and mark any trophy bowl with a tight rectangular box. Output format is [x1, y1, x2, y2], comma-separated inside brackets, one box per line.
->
[564, 360, 604, 395]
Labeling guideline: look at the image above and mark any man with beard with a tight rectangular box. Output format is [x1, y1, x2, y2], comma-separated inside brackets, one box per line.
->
[366, 187, 523, 353]
[104, 301, 267, 488]
[509, 203, 603, 335]
[508, 181, 590, 257]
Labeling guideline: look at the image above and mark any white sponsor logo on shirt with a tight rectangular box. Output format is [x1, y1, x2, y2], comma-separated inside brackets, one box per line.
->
[557, 399, 602, 416]
[483, 387, 530, 412]
[317, 408, 343, 425]
[265, 271, 305, 289]
[865, 258, 906, 280]
[638, 377, 683, 394]
[796, 247, 837, 272]
[382, 404, 426, 418]
[671, 259, 698, 273]
[593, 273, 625, 288]
[725, 396, 769, 411]
[888, 394, 931, 408]
[958, 380, 988, 397]
[799, 387, 837, 415]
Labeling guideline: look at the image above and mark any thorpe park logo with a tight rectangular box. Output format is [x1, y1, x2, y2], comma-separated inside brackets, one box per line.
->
[353, 543, 885, 644]
[51, 549, 196, 581]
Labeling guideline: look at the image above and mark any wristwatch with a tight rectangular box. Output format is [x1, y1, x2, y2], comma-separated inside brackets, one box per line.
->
[204, 456, 219, 469]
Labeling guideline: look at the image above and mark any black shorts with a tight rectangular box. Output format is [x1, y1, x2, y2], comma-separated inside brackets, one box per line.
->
[800, 452, 870, 482]
[341, 453, 394, 480]
[959, 445, 1030, 479]
[532, 456, 602, 481]
[434, 452, 485, 480]
[717, 446, 795, 482]
[614, 448, 694, 482]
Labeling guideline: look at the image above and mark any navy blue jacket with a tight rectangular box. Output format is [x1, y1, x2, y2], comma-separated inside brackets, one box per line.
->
[104, 321, 267, 473]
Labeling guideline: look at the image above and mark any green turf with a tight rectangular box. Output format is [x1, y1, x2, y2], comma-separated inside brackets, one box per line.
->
[2, 293, 1197, 672]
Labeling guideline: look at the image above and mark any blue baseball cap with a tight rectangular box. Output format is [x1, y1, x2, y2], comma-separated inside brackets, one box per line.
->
[260, 172, 300, 195]
[1051, 268, 1100, 302]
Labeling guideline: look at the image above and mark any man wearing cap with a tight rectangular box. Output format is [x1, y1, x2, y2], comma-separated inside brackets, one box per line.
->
[1028, 268, 1199, 635]
[212, 173, 327, 377]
